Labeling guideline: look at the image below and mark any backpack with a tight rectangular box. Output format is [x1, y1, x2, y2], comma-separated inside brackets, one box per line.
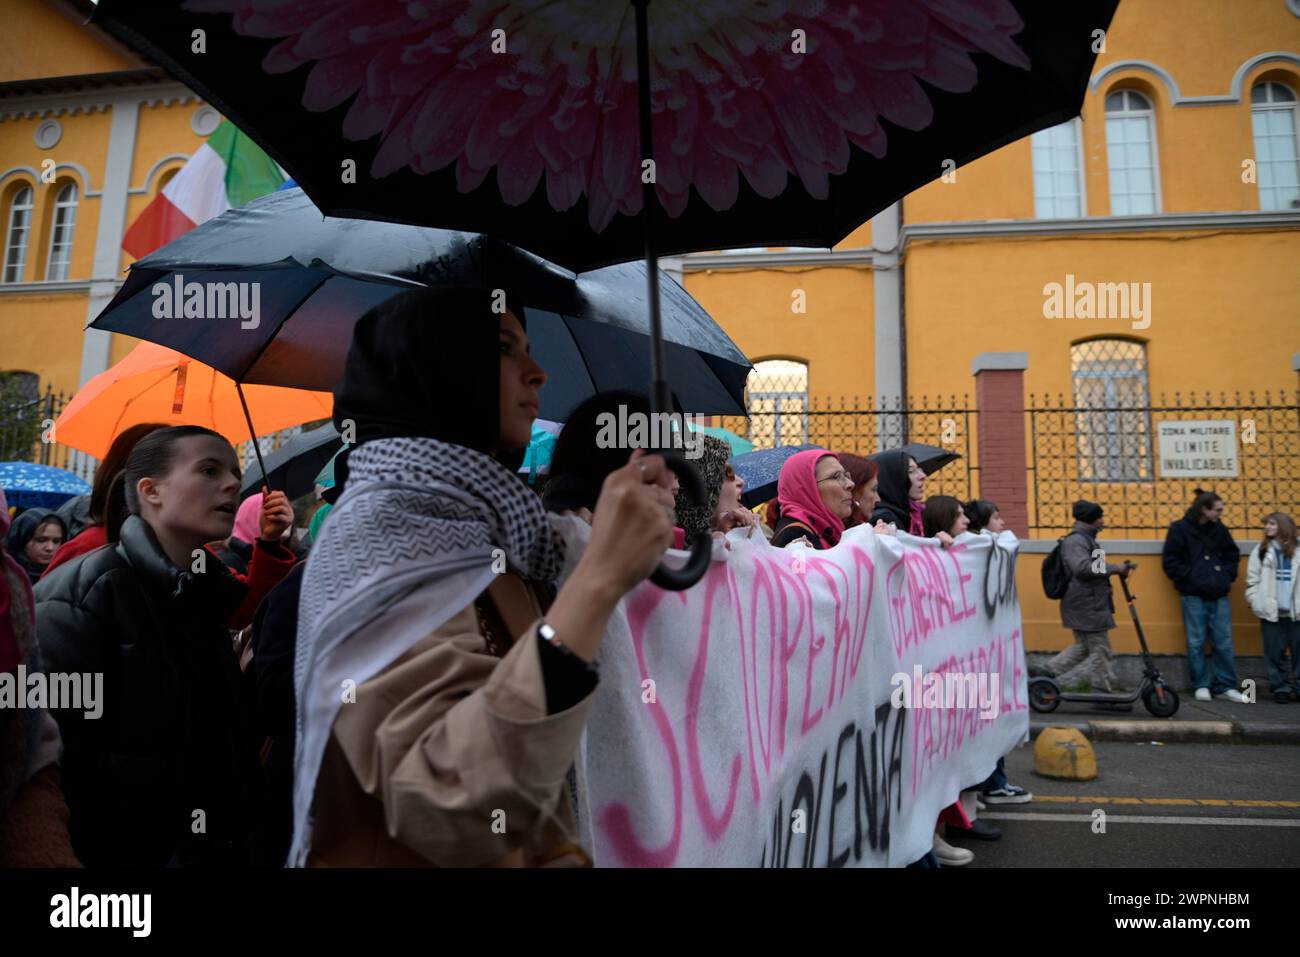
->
[1041, 535, 1072, 599]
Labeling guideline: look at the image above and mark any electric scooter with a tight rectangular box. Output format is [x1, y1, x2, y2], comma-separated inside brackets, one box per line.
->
[1028, 563, 1180, 718]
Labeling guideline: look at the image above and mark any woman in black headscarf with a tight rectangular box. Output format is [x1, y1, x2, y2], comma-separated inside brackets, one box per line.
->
[5, 509, 66, 585]
[870, 449, 927, 535]
[291, 286, 676, 867]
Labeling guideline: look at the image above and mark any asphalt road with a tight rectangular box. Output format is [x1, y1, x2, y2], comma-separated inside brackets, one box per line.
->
[955, 742, 1300, 868]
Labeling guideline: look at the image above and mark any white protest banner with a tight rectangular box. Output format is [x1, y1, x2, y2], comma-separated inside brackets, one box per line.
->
[557, 520, 1029, 867]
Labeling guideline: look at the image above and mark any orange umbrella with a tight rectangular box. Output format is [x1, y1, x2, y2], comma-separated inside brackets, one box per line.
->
[55, 342, 332, 460]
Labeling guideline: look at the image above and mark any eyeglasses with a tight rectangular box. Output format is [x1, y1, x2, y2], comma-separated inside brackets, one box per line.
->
[817, 470, 849, 485]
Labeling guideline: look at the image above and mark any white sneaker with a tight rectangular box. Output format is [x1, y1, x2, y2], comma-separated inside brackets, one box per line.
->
[1194, 688, 1212, 701]
[932, 833, 974, 867]
[1215, 689, 1248, 703]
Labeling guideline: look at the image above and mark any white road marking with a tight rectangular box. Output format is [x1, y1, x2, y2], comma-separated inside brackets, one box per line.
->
[982, 812, 1300, 827]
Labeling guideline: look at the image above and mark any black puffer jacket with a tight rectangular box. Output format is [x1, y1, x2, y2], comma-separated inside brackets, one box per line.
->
[1161, 517, 1239, 600]
[33, 516, 259, 867]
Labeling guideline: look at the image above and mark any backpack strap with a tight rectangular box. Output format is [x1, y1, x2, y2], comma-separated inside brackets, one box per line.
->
[779, 518, 820, 546]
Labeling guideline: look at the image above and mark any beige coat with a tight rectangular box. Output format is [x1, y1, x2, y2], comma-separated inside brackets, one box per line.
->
[306, 573, 595, 867]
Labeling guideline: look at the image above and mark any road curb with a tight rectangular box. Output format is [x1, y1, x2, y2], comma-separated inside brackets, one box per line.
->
[1089, 720, 1234, 742]
[1236, 722, 1300, 744]
[1029, 718, 1300, 743]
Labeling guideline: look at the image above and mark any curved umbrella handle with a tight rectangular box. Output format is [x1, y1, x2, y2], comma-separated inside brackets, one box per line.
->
[648, 450, 712, 591]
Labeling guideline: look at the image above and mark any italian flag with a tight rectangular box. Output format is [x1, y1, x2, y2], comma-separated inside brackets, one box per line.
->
[121, 120, 284, 259]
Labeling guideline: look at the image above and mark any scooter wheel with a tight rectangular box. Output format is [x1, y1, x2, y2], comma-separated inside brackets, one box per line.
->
[1143, 684, 1179, 718]
[1029, 678, 1060, 713]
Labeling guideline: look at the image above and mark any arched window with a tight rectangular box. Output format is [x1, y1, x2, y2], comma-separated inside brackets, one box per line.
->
[45, 181, 78, 280]
[1031, 118, 1084, 218]
[1071, 339, 1152, 481]
[1251, 81, 1300, 211]
[3, 185, 34, 283]
[1104, 90, 1159, 215]
[747, 359, 808, 448]
[156, 166, 181, 193]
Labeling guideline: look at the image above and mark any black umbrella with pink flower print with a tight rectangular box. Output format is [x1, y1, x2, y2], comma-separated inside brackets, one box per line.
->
[95, 1, 1117, 272]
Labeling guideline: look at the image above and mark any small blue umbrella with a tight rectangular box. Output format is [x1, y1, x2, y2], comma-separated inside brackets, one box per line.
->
[731, 444, 825, 509]
[0, 461, 92, 511]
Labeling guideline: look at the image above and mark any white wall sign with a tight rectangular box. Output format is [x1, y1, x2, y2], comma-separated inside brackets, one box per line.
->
[1156, 420, 1238, 477]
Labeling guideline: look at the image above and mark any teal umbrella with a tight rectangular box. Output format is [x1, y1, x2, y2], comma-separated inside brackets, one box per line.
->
[689, 424, 753, 458]
[314, 449, 342, 490]
[520, 420, 562, 486]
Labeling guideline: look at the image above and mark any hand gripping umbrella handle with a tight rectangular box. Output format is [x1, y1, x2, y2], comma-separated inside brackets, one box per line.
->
[649, 450, 711, 591]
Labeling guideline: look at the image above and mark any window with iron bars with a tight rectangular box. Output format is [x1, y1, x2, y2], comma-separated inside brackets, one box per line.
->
[745, 359, 809, 447]
[1071, 338, 1153, 482]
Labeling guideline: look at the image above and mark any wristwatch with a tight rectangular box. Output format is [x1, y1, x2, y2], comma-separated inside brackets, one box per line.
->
[538, 620, 599, 674]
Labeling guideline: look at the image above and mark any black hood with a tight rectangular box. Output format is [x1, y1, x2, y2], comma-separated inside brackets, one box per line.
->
[873, 448, 914, 513]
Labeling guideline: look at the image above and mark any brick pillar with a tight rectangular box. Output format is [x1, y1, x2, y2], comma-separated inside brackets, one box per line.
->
[973, 352, 1029, 537]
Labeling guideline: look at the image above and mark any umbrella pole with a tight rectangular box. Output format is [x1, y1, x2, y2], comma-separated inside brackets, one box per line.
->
[633, 0, 670, 418]
[235, 381, 271, 491]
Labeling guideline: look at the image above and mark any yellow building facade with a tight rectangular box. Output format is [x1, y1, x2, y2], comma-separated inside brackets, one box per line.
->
[1, 0, 218, 402]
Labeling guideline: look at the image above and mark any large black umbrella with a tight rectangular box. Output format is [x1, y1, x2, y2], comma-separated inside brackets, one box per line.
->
[91, 188, 752, 420]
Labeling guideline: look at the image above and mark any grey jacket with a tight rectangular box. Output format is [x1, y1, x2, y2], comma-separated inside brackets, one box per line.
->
[1060, 521, 1124, 632]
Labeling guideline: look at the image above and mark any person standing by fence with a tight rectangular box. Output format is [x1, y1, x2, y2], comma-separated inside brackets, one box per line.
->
[1161, 490, 1246, 703]
[1245, 512, 1299, 703]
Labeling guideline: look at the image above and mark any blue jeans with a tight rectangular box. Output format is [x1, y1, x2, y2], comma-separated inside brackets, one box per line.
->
[1180, 595, 1238, 693]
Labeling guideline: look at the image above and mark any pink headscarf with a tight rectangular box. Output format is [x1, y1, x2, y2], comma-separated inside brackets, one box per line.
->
[0, 489, 32, 675]
[234, 493, 262, 544]
[777, 450, 846, 549]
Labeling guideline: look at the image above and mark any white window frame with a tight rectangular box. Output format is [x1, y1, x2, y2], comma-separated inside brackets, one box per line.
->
[1250, 80, 1300, 212]
[1031, 117, 1088, 219]
[45, 181, 78, 281]
[1104, 89, 1163, 216]
[3, 185, 34, 284]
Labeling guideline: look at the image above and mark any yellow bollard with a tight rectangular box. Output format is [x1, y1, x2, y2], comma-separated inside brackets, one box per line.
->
[1034, 726, 1097, 780]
